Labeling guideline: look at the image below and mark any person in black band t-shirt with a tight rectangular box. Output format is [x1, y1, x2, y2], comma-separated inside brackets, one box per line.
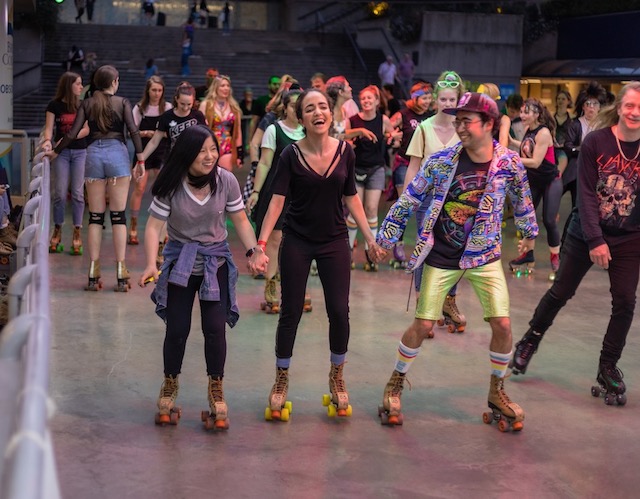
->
[512, 82, 640, 404]
[257, 89, 386, 420]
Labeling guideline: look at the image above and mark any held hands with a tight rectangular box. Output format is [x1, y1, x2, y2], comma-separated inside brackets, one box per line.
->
[134, 161, 146, 182]
[366, 241, 387, 263]
[248, 251, 269, 275]
[517, 238, 535, 255]
[589, 243, 611, 269]
[138, 266, 159, 288]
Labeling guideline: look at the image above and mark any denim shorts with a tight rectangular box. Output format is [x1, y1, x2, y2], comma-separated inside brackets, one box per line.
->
[85, 139, 132, 180]
[355, 166, 385, 190]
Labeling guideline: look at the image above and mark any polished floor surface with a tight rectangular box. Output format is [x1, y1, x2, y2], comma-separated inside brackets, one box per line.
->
[48, 197, 640, 499]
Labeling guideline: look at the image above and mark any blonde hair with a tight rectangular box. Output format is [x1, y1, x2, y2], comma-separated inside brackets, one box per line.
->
[203, 75, 241, 119]
[595, 81, 640, 130]
[477, 82, 500, 101]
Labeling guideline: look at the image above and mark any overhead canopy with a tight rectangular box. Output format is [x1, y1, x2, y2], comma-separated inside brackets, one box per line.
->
[524, 58, 640, 79]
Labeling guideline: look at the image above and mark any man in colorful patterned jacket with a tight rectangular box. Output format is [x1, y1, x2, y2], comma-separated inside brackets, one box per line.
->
[376, 92, 538, 431]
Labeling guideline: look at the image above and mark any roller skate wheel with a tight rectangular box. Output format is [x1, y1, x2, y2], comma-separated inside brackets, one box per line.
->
[436, 319, 445, 327]
[345, 404, 353, 417]
[512, 421, 524, 432]
[264, 407, 273, 421]
[327, 404, 337, 418]
[322, 394, 331, 407]
[604, 393, 616, 406]
[591, 386, 600, 397]
[155, 413, 170, 425]
[284, 400, 293, 413]
[280, 407, 290, 421]
[497, 419, 509, 432]
[617, 394, 627, 406]
[482, 412, 493, 425]
[446, 323, 456, 334]
[303, 304, 312, 313]
[169, 411, 179, 425]
[214, 418, 229, 430]
[387, 414, 400, 425]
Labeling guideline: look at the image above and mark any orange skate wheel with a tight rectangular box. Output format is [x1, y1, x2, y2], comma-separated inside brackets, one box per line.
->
[437, 319, 445, 327]
[155, 413, 170, 425]
[498, 419, 509, 432]
[214, 419, 228, 430]
[512, 421, 524, 432]
[482, 412, 493, 425]
[387, 415, 399, 425]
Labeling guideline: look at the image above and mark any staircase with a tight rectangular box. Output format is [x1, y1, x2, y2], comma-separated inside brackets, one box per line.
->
[14, 24, 384, 130]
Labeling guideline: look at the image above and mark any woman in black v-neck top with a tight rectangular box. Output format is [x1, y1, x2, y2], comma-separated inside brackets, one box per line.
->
[257, 89, 386, 419]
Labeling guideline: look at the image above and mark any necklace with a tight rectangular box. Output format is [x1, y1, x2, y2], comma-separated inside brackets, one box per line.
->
[614, 125, 640, 162]
[216, 100, 228, 112]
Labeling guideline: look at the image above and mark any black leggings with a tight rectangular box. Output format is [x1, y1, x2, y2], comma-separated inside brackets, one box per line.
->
[529, 176, 562, 248]
[276, 233, 351, 359]
[163, 264, 229, 378]
[530, 233, 640, 365]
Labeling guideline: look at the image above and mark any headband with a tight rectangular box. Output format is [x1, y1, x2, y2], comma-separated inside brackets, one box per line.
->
[411, 89, 431, 99]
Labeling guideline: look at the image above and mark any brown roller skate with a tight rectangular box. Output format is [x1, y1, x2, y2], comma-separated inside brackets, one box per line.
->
[155, 375, 181, 425]
[482, 374, 525, 432]
[114, 261, 131, 292]
[322, 362, 352, 417]
[437, 294, 466, 333]
[127, 216, 139, 245]
[85, 260, 102, 291]
[201, 376, 229, 430]
[379, 370, 406, 425]
[303, 292, 312, 313]
[260, 278, 280, 314]
[70, 226, 83, 255]
[265, 367, 292, 421]
[49, 224, 63, 253]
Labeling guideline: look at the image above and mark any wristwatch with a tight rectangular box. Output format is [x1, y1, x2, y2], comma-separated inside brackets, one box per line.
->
[245, 246, 264, 258]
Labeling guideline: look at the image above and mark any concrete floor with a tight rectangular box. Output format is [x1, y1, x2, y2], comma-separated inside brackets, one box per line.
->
[48, 198, 640, 499]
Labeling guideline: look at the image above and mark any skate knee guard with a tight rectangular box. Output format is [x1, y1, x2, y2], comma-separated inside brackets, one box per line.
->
[110, 210, 127, 226]
[89, 211, 105, 226]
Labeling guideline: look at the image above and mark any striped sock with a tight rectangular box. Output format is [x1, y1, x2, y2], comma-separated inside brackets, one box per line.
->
[490, 350, 512, 378]
[394, 341, 420, 374]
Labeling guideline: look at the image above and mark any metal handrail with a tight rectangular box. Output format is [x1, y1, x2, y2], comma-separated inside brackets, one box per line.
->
[0, 153, 59, 499]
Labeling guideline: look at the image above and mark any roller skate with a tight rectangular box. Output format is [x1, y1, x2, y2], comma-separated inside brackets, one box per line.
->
[363, 249, 378, 272]
[260, 278, 280, 314]
[509, 250, 535, 276]
[591, 363, 627, 406]
[437, 294, 466, 333]
[322, 362, 352, 417]
[549, 252, 560, 281]
[265, 367, 292, 421]
[482, 374, 524, 432]
[310, 259, 318, 276]
[85, 260, 102, 291]
[201, 376, 230, 430]
[389, 242, 408, 269]
[70, 226, 83, 255]
[378, 370, 406, 425]
[114, 261, 132, 292]
[510, 328, 542, 375]
[303, 292, 312, 313]
[154, 375, 181, 425]
[156, 237, 166, 270]
[49, 224, 63, 253]
[127, 216, 139, 245]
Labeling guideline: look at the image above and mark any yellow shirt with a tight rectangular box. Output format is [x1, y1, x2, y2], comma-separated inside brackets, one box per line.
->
[405, 115, 459, 162]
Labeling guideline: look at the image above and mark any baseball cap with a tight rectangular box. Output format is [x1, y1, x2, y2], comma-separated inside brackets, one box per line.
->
[443, 92, 499, 120]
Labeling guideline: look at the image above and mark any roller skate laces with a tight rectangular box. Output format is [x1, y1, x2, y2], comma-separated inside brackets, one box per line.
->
[509, 250, 535, 276]
[155, 375, 181, 425]
[379, 370, 409, 425]
[592, 364, 627, 406]
[323, 363, 352, 417]
[265, 367, 292, 421]
[49, 224, 63, 253]
[484, 374, 524, 432]
[70, 226, 83, 255]
[202, 376, 229, 430]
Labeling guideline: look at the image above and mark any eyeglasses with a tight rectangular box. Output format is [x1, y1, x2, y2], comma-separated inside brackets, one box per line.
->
[453, 118, 482, 129]
[437, 80, 460, 89]
[585, 100, 601, 108]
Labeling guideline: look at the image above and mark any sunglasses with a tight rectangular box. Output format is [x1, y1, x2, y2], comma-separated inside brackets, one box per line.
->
[585, 100, 601, 108]
[437, 80, 460, 89]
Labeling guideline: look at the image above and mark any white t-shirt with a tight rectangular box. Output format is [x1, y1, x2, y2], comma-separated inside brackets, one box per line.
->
[261, 121, 305, 150]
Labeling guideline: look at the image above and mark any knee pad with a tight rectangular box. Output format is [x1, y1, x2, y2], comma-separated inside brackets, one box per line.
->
[110, 210, 126, 226]
[88, 211, 105, 226]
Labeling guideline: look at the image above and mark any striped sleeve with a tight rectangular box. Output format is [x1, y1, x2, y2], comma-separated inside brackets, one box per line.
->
[148, 196, 171, 221]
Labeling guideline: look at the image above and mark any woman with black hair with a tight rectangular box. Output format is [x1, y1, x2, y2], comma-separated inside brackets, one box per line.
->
[139, 125, 268, 429]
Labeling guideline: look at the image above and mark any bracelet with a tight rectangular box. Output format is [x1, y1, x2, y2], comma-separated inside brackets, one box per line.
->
[251, 160, 259, 168]
[245, 246, 264, 258]
[257, 240, 267, 250]
[252, 190, 260, 195]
